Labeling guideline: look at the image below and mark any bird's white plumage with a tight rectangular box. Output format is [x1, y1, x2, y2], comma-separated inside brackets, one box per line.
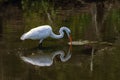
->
[21, 25, 51, 40]
[20, 25, 71, 44]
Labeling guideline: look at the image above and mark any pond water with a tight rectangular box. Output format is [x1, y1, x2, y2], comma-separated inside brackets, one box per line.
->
[0, 2, 120, 80]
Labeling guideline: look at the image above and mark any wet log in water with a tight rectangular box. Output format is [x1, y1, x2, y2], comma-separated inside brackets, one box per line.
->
[68, 40, 113, 46]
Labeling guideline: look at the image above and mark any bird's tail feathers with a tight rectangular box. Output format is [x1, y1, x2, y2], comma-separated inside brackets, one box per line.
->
[20, 33, 27, 40]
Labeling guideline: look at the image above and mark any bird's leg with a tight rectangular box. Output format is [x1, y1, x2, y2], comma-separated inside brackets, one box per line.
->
[38, 39, 43, 48]
[39, 43, 43, 48]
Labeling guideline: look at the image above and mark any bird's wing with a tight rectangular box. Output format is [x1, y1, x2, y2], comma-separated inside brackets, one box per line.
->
[30, 27, 51, 39]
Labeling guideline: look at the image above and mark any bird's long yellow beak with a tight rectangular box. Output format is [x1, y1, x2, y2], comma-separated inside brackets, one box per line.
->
[69, 35, 72, 46]
[68, 35, 72, 50]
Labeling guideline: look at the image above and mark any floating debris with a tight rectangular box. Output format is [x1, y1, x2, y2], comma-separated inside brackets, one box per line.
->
[68, 40, 113, 46]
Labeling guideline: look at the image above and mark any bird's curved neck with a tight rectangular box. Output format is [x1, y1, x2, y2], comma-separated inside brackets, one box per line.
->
[50, 28, 64, 39]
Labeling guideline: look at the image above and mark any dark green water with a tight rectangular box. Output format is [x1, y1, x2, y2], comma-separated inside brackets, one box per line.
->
[0, 2, 120, 80]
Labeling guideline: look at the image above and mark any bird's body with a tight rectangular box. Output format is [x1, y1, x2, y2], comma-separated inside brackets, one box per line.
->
[21, 25, 52, 43]
[20, 25, 72, 46]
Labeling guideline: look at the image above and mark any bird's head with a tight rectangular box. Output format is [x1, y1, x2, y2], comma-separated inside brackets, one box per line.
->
[60, 27, 72, 46]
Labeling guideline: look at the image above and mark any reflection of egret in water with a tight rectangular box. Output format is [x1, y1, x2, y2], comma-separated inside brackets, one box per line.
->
[20, 47, 72, 67]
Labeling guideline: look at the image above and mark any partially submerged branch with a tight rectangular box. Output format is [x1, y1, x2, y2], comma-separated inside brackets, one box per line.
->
[68, 40, 113, 46]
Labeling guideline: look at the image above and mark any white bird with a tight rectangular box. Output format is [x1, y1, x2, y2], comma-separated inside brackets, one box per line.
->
[20, 25, 72, 47]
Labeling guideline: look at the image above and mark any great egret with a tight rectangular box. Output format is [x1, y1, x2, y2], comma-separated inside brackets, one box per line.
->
[20, 25, 72, 47]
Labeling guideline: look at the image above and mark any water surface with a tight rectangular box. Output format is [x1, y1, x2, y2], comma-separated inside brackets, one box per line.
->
[0, 2, 120, 80]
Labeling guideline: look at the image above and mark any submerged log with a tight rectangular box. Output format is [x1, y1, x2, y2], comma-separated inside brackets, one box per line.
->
[68, 40, 113, 46]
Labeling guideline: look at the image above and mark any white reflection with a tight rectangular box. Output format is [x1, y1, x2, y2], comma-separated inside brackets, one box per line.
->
[20, 47, 72, 67]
